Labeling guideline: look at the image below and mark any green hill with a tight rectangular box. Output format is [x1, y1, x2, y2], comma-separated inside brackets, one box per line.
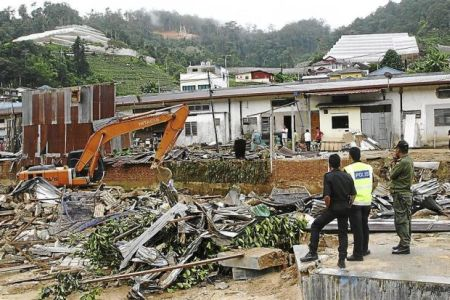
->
[87, 54, 178, 96]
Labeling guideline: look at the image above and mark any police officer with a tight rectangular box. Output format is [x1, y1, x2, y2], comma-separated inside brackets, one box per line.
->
[390, 140, 414, 255]
[300, 154, 356, 269]
[344, 147, 376, 261]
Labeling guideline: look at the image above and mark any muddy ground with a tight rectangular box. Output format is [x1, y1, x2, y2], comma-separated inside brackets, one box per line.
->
[1, 232, 449, 300]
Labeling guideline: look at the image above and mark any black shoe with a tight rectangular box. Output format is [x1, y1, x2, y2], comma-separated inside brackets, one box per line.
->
[300, 252, 318, 262]
[392, 246, 410, 255]
[347, 255, 363, 261]
[363, 250, 371, 256]
[337, 259, 346, 269]
[392, 244, 400, 250]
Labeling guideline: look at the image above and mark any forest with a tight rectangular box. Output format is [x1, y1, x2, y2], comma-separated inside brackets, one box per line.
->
[0, 0, 449, 91]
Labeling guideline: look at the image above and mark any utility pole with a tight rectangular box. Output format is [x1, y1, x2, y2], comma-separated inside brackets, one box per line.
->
[224, 55, 231, 87]
[207, 71, 220, 152]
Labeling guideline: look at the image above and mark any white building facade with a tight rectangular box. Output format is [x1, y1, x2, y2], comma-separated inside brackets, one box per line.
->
[116, 73, 450, 148]
[180, 62, 228, 92]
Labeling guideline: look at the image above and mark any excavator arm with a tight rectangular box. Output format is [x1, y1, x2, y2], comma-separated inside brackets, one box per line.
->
[75, 104, 189, 180]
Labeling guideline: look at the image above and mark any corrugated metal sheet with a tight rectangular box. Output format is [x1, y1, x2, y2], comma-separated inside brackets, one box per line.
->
[21, 83, 117, 165]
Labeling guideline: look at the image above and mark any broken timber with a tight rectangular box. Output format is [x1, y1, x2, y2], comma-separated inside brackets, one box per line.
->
[82, 253, 244, 284]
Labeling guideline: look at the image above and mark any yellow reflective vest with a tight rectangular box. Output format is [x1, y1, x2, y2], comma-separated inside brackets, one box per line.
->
[344, 162, 373, 206]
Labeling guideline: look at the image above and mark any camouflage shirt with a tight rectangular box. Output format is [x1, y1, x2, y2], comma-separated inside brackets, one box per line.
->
[390, 155, 414, 194]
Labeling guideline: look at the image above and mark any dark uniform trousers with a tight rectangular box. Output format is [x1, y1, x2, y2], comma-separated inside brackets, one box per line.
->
[309, 208, 349, 260]
[393, 192, 412, 247]
[350, 205, 371, 256]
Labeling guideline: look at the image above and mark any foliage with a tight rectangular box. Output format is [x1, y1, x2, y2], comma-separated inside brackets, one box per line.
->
[410, 48, 449, 73]
[140, 81, 159, 94]
[83, 213, 156, 269]
[380, 49, 404, 71]
[173, 264, 215, 290]
[233, 216, 307, 251]
[39, 272, 83, 300]
[168, 160, 270, 184]
[80, 288, 102, 300]
[72, 36, 90, 77]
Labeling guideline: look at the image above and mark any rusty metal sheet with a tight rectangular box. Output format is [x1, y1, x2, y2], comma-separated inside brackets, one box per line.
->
[23, 125, 38, 161]
[38, 94, 45, 125]
[44, 93, 52, 125]
[100, 84, 115, 119]
[39, 125, 48, 155]
[93, 85, 100, 120]
[66, 123, 92, 152]
[32, 94, 40, 125]
[71, 106, 78, 124]
[57, 92, 65, 124]
[121, 133, 131, 149]
[48, 124, 66, 154]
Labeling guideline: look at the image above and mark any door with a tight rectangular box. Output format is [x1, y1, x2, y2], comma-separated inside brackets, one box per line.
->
[311, 111, 320, 131]
[283, 115, 295, 139]
[361, 109, 392, 148]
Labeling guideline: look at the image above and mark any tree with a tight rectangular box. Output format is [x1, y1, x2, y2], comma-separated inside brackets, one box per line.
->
[380, 49, 404, 71]
[411, 48, 449, 73]
[140, 81, 159, 93]
[71, 36, 90, 77]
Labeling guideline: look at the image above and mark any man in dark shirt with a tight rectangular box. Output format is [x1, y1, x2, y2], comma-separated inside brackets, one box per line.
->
[301, 154, 356, 268]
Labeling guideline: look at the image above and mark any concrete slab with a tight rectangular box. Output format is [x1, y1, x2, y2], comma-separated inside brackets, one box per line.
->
[300, 238, 450, 300]
[219, 248, 287, 270]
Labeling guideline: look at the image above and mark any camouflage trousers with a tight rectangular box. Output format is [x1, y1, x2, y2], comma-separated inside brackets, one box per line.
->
[392, 192, 412, 247]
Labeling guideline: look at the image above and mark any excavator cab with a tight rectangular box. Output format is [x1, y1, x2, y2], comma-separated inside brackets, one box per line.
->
[67, 150, 105, 182]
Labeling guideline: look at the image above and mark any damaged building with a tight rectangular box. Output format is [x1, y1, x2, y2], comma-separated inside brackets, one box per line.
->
[20, 83, 130, 166]
[116, 72, 450, 149]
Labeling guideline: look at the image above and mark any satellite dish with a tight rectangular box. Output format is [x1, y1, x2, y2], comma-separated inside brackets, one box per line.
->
[384, 72, 393, 79]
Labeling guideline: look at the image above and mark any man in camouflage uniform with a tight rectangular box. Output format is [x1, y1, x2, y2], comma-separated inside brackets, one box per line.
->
[390, 140, 414, 255]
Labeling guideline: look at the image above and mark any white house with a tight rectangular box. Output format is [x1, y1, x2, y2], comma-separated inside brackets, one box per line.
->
[116, 72, 450, 148]
[180, 62, 228, 92]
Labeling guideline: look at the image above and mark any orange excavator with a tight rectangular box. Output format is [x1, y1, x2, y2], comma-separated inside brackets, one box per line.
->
[17, 104, 189, 187]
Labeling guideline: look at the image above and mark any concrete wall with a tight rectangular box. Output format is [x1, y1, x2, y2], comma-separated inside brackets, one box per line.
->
[302, 268, 450, 300]
[319, 107, 361, 140]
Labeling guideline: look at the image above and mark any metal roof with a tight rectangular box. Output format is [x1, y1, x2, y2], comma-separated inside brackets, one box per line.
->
[308, 88, 381, 96]
[116, 72, 450, 107]
[326, 33, 419, 63]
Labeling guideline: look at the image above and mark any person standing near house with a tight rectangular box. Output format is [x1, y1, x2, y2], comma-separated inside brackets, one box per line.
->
[304, 129, 311, 151]
[301, 154, 356, 269]
[281, 126, 288, 147]
[344, 147, 377, 261]
[315, 127, 324, 143]
[390, 140, 414, 255]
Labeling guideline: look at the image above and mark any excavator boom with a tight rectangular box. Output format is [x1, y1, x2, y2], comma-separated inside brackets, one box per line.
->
[17, 104, 189, 187]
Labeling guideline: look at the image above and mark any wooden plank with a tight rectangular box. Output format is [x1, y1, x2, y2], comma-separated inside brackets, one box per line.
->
[0, 264, 36, 273]
[82, 253, 244, 285]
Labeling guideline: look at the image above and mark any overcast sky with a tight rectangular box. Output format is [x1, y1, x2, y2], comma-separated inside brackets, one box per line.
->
[2, 0, 399, 30]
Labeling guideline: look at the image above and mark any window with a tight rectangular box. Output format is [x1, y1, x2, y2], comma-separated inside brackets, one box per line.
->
[403, 110, 421, 119]
[434, 109, 450, 126]
[197, 84, 209, 90]
[331, 115, 349, 129]
[245, 76, 250, 80]
[436, 87, 450, 99]
[261, 117, 270, 133]
[192, 68, 198, 72]
[185, 122, 198, 136]
[243, 117, 257, 125]
[188, 104, 210, 112]
[182, 85, 196, 91]
[214, 118, 220, 126]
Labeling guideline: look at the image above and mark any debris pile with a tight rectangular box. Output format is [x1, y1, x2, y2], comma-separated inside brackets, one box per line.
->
[0, 179, 307, 299]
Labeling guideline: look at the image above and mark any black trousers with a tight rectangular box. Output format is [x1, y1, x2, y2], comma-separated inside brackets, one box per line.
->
[305, 141, 311, 151]
[309, 208, 349, 260]
[349, 205, 371, 257]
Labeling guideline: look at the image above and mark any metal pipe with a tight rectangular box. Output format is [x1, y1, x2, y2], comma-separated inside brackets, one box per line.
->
[291, 104, 295, 152]
[207, 71, 220, 152]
